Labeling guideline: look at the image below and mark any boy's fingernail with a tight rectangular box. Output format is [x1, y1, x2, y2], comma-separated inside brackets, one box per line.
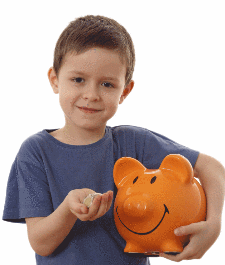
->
[97, 195, 102, 200]
[174, 229, 181, 236]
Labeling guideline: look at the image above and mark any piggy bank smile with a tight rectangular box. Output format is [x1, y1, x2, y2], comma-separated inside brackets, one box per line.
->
[116, 204, 169, 235]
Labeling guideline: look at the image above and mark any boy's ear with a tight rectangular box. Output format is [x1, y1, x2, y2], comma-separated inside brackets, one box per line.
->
[48, 67, 59, 94]
[119, 80, 134, 104]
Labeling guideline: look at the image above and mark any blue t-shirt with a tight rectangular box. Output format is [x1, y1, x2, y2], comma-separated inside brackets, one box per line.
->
[2, 125, 199, 265]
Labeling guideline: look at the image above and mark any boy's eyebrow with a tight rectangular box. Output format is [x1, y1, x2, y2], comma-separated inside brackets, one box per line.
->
[68, 70, 119, 81]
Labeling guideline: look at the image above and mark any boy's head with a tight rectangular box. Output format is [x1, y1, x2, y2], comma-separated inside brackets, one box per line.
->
[52, 15, 135, 89]
[48, 15, 135, 136]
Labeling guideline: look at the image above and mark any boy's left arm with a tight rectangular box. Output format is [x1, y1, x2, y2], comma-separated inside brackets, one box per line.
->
[160, 153, 225, 262]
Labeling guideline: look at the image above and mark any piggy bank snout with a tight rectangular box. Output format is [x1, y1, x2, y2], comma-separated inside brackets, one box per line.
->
[123, 196, 152, 218]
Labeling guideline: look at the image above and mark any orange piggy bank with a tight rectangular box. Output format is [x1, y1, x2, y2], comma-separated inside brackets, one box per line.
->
[113, 154, 206, 256]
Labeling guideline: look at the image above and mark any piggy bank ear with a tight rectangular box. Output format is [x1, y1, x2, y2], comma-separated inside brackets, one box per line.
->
[113, 157, 146, 188]
[159, 154, 194, 184]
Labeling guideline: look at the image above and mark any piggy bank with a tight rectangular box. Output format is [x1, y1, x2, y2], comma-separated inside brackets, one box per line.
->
[113, 154, 206, 256]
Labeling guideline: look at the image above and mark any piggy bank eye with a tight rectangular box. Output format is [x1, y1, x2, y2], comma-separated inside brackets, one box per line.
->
[133, 176, 138, 184]
[150, 176, 157, 184]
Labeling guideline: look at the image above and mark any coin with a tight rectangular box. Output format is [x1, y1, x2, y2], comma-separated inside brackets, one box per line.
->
[83, 193, 102, 208]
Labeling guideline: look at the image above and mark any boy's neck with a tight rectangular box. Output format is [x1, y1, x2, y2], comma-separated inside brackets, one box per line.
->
[50, 125, 106, 146]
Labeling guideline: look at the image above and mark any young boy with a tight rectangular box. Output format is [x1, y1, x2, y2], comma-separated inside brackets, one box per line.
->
[2, 15, 225, 265]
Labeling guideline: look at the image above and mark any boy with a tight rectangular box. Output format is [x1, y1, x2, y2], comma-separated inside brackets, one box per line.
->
[2, 15, 225, 264]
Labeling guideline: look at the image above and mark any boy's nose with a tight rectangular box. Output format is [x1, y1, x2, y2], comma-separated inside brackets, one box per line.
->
[82, 86, 100, 101]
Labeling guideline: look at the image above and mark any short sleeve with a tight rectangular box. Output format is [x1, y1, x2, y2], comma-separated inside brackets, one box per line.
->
[141, 128, 200, 169]
[2, 141, 54, 223]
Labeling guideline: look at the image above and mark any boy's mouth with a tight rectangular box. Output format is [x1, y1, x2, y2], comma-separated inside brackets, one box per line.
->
[79, 107, 99, 111]
[78, 106, 101, 113]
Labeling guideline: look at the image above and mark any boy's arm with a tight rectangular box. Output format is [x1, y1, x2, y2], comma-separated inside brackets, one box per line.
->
[25, 195, 78, 257]
[160, 153, 225, 261]
[26, 189, 113, 257]
[194, 153, 225, 222]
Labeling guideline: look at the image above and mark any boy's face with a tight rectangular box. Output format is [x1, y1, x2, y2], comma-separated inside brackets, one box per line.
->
[48, 47, 134, 134]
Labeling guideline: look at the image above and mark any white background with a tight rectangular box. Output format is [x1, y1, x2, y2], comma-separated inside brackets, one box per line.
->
[1, 1, 224, 264]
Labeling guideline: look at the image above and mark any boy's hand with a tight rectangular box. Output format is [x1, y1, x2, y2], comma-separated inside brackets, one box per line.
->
[159, 220, 221, 262]
[66, 188, 113, 221]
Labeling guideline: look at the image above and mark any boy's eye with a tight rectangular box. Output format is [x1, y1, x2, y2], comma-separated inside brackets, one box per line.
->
[72, 77, 84, 83]
[72, 78, 114, 88]
[102, 82, 114, 88]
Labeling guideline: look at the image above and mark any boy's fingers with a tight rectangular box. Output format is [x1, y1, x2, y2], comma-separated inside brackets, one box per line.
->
[96, 192, 113, 218]
[99, 193, 110, 214]
[70, 203, 87, 216]
[87, 195, 102, 219]
[76, 199, 101, 221]
[89, 195, 107, 221]
[106, 192, 113, 212]
[77, 191, 114, 221]
[89, 192, 113, 221]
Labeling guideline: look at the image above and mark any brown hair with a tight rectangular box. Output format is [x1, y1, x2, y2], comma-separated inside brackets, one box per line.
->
[53, 15, 135, 88]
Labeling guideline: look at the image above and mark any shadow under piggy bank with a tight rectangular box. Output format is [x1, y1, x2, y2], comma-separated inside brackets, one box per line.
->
[113, 154, 206, 257]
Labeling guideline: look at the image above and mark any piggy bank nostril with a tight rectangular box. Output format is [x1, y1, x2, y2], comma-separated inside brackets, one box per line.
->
[137, 201, 147, 211]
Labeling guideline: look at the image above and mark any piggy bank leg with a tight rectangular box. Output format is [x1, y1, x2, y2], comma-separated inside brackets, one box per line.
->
[124, 241, 146, 253]
[161, 239, 183, 255]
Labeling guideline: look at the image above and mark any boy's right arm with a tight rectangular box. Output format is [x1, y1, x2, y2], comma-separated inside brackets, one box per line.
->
[25, 189, 113, 257]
